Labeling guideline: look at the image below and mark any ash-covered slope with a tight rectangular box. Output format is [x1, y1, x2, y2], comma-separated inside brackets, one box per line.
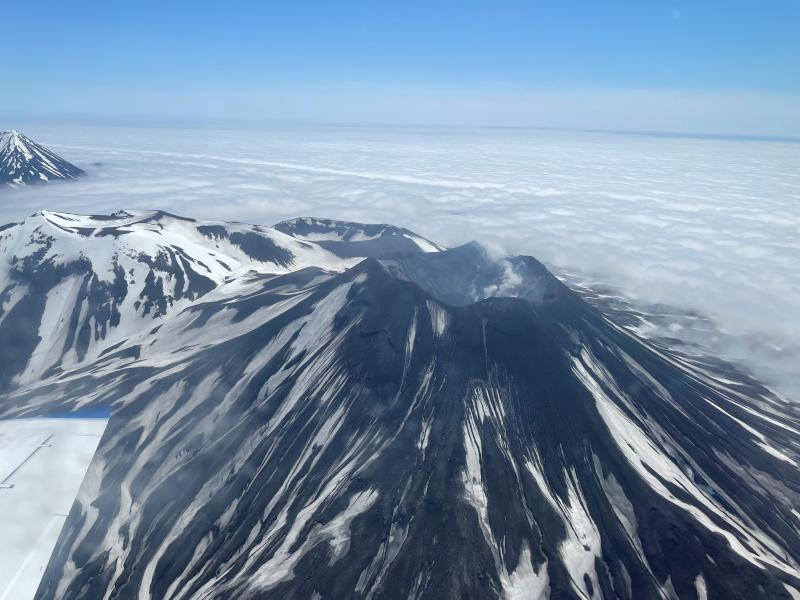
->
[0, 131, 85, 187]
[1, 212, 800, 600]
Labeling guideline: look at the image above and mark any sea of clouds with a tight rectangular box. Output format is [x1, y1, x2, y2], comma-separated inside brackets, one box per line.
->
[2, 121, 798, 398]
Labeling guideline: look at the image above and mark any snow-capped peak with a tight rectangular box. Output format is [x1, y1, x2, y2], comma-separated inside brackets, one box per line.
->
[0, 130, 85, 187]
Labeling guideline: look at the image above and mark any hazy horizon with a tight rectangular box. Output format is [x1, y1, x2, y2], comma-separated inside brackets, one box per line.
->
[4, 1, 800, 137]
[4, 116, 800, 146]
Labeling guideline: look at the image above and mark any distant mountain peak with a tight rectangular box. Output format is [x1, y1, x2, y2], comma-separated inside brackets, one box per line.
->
[0, 130, 85, 187]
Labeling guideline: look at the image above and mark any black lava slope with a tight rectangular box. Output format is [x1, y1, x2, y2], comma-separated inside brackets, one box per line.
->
[1, 212, 799, 600]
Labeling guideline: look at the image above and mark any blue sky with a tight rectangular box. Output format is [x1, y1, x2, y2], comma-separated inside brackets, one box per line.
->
[3, 1, 799, 134]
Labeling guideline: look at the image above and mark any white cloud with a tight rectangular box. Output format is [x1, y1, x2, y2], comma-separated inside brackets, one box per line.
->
[1, 122, 798, 398]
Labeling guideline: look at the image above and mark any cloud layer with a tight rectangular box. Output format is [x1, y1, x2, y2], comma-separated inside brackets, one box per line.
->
[2, 122, 798, 398]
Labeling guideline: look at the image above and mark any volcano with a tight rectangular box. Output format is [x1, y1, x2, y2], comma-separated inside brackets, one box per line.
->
[0, 131, 85, 187]
[1, 210, 799, 600]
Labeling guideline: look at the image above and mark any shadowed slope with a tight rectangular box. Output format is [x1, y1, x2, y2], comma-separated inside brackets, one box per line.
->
[0, 213, 798, 599]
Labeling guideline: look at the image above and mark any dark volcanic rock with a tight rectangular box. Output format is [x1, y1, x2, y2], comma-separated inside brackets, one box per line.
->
[0, 212, 798, 600]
